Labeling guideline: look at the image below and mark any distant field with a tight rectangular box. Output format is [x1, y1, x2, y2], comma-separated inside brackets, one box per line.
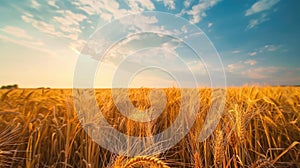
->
[0, 87, 299, 167]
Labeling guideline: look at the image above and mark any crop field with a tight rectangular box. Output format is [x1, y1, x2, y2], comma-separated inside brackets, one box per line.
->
[0, 87, 299, 167]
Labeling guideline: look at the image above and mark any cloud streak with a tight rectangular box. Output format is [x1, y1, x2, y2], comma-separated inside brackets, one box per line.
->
[245, 0, 280, 16]
[244, 59, 257, 66]
[0, 33, 54, 55]
[245, 0, 280, 30]
[242, 66, 282, 79]
[246, 13, 269, 29]
[1, 26, 33, 40]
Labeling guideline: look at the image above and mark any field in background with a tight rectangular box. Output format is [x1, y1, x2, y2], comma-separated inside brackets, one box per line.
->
[0, 87, 299, 167]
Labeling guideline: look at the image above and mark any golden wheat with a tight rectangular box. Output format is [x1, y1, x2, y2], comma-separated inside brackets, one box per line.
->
[249, 159, 273, 168]
[123, 156, 169, 168]
[193, 152, 203, 168]
[0, 87, 299, 167]
[213, 129, 225, 167]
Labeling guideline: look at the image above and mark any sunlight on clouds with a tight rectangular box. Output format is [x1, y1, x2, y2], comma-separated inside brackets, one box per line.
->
[226, 59, 284, 81]
[129, 69, 177, 88]
[183, 0, 192, 8]
[54, 10, 86, 27]
[31, 0, 40, 9]
[248, 51, 257, 56]
[0, 32, 53, 56]
[129, 0, 155, 11]
[244, 59, 257, 66]
[69, 40, 86, 54]
[0, 21, 81, 60]
[48, 0, 59, 9]
[71, 0, 155, 23]
[81, 17, 214, 88]
[1, 26, 33, 40]
[246, 44, 282, 57]
[22, 15, 61, 38]
[90, 31, 213, 88]
[227, 61, 245, 72]
[1, 0, 297, 87]
[119, 14, 160, 32]
[157, 0, 176, 10]
[242, 66, 282, 79]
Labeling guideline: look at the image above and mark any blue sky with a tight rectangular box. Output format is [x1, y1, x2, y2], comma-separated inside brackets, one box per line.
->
[0, 0, 299, 88]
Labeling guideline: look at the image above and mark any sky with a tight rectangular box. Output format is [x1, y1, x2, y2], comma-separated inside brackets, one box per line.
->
[0, 0, 299, 88]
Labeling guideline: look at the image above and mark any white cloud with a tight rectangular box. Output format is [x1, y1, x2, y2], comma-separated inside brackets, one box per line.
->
[71, 1, 96, 15]
[31, 0, 40, 9]
[181, 25, 188, 33]
[72, 0, 155, 22]
[183, 0, 192, 8]
[245, 0, 280, 16]
[187, 60, 208, 74]
[69, 39, 86, 54]
[242, 66, 281, 79]
[119, 14, 161, 32]
[263, 44, 280, 52]
[246, 13, 269, 30]
[227, 59, 257, 72]
[226, 60, 282, 80]
[256, 44, 281, 53]
[161, 39, 181, 53]
[137, 0, 156, 10]
[53, 10, 86, 27]
[0, 34, 42, 47]
[22, 9, 87, 41]
[1, 26, 33, 40]
[232, 50, 241, 54]
[227, 61, 245, 72]
[186, 0, 221, 24]
[48, 0, 59, 9]
[157, 0, 175, 9]
[248, 51, 257, 56]
[71, 0, 128, 21]
[208, 22, 213, 28]
[0, 33, 54, 55]
[22, 15, 58, 37]
[244, 59, 257, 66]
[52, 10, 87, 40]
[164, 0, 176, 9]
[244, 44, 281, 58]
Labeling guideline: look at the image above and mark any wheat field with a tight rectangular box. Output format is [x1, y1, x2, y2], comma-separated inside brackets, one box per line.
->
[0, 87, 299, 167]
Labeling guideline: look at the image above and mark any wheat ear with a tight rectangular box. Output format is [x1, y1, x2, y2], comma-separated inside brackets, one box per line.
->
[123, 156, 169, 168]
[249, 159, 273, 168]
[194, 152, 203, 168]
[112, 155, 125, 168]
[214, 129, 225, 167]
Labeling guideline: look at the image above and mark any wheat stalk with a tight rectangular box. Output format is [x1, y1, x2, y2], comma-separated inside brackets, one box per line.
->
[0, 124, 22, 167]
